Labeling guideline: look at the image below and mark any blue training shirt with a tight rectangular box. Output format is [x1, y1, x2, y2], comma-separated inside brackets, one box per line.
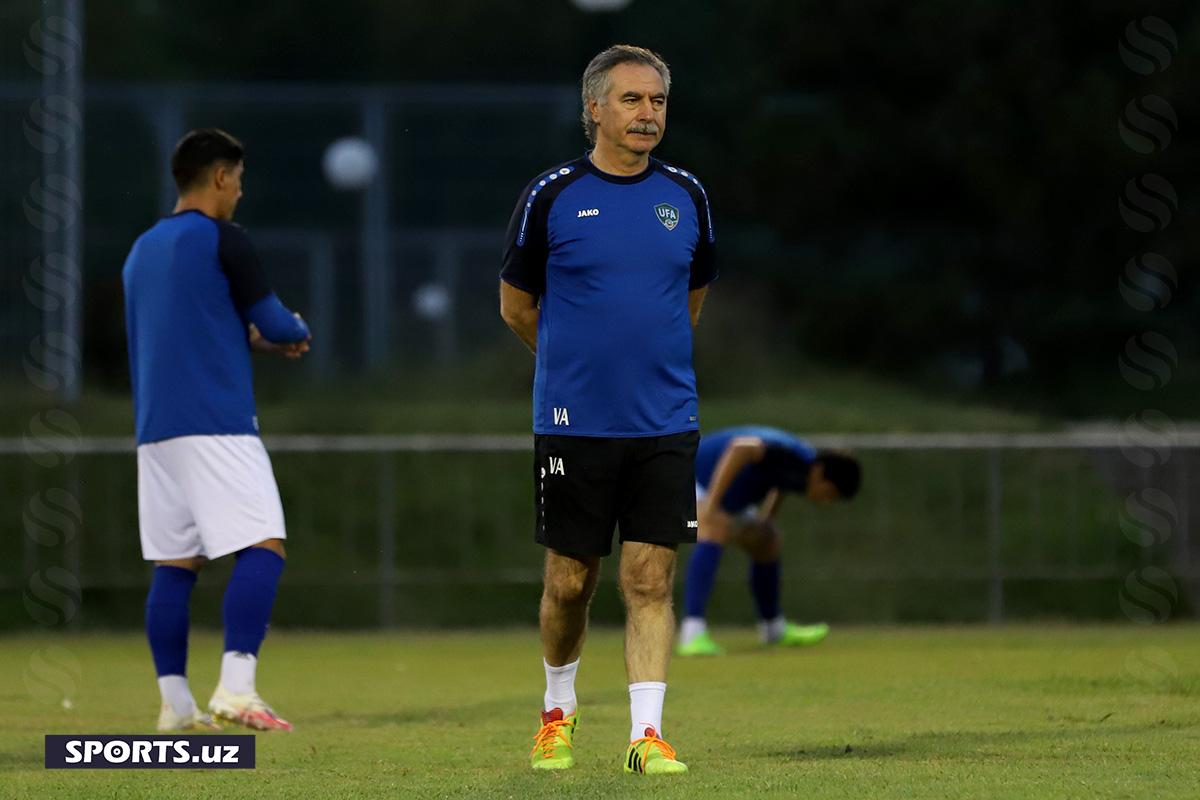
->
[500, 155, 717, 437]
[695, 426, 817, 513]
[122, 210, 308, 445]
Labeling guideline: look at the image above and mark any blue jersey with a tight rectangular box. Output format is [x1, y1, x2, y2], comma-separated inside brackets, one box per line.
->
[695, 426, 816, 513]
[122, 210, 306, 445]
[500, 155, 717, 437]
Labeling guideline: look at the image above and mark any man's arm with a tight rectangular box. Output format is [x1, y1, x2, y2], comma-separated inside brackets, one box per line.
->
[702, 436, 767, 516]
[244, 293, 310, 345]
[498, 175, 549, 353]
[757, 488, 784, 522]
[500, 281, 539, 354]
[688, 286, 708, 328]
[217, 220, 311, 349]
[697, 436, 766, 543]
[684, 173, 716, 326]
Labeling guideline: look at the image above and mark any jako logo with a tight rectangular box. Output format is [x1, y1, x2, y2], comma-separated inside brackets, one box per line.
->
[553, 407, 570, 426]
[577, 208, 600, 218]
[686, 520, 699, 529]
[548, 457, 565, 476]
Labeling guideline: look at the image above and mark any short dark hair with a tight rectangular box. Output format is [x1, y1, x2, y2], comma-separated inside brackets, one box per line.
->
[171, 128, 244, 192]
[815, 451, 862, 499]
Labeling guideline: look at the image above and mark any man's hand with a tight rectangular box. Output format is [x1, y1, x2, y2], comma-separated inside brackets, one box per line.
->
[248, 315, 311, 360]
[749, 516, 780, 543]
[688, 286, 708, 328]
[757, 488, 784, 523]
[697, 499, 734, 545]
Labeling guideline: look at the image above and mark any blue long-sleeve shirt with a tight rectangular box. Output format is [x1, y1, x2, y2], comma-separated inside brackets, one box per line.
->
[122, 210, 308, 444]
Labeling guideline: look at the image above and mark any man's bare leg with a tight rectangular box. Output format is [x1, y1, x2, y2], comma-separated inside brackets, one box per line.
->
[541, 549, 601, 666]
[539, 549, 601, 717]
[620, 541, 678, 742]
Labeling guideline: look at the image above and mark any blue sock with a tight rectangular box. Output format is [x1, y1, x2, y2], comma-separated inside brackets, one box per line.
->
[750, 560, 782, 621]
[146, 566, 198, 676]
[222, 548, 285, 656]
[683, 541, 724, 618]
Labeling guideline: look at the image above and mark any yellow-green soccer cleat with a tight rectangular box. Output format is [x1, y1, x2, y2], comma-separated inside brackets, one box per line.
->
[774, 621, 830, 647]
[156, 703, 222, 732]
[675, 630, 725, 657]
[624, 727, 688, 775]
[530, 708, 578, 770]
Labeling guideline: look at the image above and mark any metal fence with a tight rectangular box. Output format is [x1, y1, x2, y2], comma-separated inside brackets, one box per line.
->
[4, 432, 1198, 628]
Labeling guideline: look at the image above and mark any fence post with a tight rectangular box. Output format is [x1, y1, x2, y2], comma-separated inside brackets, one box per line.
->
[361, 93, 391, 370]
[65, 461, 81, 629]
[431, 232, 460, 366]
[1175, 454, 1193, 618]
[986, 451, 1004, 623]
[307, 234, 335, 379]
[377, 452, 397, 627]
[150, 95, 184, 215]
[37, 0, 86, 405]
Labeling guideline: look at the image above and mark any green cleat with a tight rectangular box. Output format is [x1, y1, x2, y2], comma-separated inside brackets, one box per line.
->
[530, 708, 578, 770]
[774, 621, 830, 647]
[675, 630, 725, 657]
[624, 727, 688, 775]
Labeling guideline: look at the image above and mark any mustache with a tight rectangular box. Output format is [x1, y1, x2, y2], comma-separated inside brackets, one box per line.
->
[627, 123, 660, 135]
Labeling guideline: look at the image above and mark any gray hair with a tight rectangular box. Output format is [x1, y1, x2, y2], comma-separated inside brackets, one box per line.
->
[580, 45, 671, 144]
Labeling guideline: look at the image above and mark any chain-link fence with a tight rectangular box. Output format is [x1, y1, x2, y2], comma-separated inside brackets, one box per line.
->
[4, 432, 1196, 630]
[0, 79, 581, 387]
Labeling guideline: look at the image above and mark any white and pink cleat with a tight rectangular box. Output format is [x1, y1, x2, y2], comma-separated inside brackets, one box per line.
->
[207, 684, 293, 732]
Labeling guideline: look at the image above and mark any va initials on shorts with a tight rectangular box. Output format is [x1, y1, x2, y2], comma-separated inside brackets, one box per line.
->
[553, 407, 570, 426]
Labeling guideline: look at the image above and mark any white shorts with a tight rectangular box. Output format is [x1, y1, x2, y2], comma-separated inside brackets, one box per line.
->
[695, 482, 759, 523]
[137, 435, 287, 561]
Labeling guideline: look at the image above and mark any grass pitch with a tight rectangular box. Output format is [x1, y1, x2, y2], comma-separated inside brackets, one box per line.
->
[2, 626, 1198, 798]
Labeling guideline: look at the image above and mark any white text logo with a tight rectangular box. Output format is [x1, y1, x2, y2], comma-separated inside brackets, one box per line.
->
[548, 457, 565, 476]
[553, 407, 570, 426]
[577, 208, 600, 218]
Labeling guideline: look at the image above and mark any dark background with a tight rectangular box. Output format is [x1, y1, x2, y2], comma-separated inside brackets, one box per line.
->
[1, 0, 1196, 417]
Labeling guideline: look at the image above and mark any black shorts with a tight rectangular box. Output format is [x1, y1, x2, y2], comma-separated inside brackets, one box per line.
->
[533, 431, 699, 558]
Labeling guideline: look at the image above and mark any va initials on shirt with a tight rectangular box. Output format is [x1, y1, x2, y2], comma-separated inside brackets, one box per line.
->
[553, 407, 570, 426]
[548, 457, 565, 476]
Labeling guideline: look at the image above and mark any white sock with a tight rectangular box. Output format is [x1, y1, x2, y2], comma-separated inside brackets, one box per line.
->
[543, 658, 579, 715]
[679, 616, 707, 645]
[157, 675, 196, 717]
[220, 651, 257, 695]
[758, 615, 787, 643]
[629, 681, 666, 741]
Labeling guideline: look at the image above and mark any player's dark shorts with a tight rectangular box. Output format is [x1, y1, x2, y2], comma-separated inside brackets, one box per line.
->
[533, 431, 699, 558]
